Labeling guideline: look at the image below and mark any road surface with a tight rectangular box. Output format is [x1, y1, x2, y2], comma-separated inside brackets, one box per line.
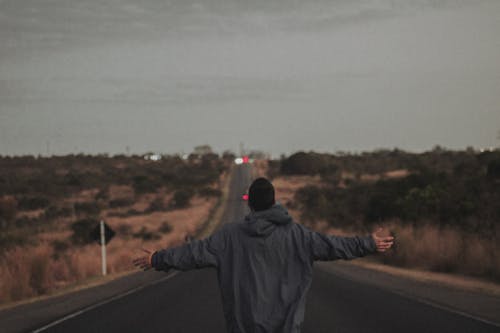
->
[2, 164, 499, 332]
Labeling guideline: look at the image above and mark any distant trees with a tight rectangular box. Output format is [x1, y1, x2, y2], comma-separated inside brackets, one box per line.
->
[222, 150, 236, 161]
[0, 154, 228, 200]
[193, 145, 213, 156]
[282, 150, 500, 234]
[280, 152, 337, 176]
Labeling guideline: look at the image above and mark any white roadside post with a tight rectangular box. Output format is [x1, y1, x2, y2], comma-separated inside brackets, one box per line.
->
[100, 220, 107, 276]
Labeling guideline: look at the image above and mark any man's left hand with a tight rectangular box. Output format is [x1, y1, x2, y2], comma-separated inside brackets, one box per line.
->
[371, 228, 394, 253]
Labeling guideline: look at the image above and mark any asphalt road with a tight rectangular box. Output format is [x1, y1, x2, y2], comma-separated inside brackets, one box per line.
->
[4, 164, 500, 333]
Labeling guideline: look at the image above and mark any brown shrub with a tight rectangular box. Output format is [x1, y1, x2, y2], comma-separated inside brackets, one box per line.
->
[0, 196, 18, 228]
[0, 248, 33, 302]
[0, 245, 54, 302]
[65, 247, 100, 280]
[28, 245, 53, 294]
[158, 222, 172, 234]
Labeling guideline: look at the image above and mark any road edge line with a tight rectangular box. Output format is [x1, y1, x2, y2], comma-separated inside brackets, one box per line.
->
[31, 271, 179, 333]
[321, 265, 500, 328]
[387, 287, 500, 328]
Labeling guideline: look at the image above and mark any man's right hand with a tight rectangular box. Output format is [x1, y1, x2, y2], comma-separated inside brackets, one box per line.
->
[133, 249, 155, 271]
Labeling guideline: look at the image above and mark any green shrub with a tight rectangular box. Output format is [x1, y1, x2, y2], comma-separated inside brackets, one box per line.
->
[17, 196, 50, 211]
[52, 239, 69, 252]
[44, 206, 73, 219]
[133, 175, 158, 194]
[147, 197, 166, 212]
[198, 187, 222, 198]
[107, 208, 143, 218]
[109, 198, 134, 208]
[74, 202, 101, 216]
[295, 186, 331, 221]
[51, 240, 69, 259]
[14, 216, 39, 229]
[64, 172, 82, 187]
[171, 189, 194, 209]
[158, 222, 172, 234]
[0, 230, 29, 249]
[116, 224, 133, 240]
[133, 227, 160, 241]
[71, 218, 99, 245]
[94, 189, 109, 201]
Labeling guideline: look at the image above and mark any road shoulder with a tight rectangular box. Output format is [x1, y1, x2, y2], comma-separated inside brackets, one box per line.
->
[316, 260, 500, 326]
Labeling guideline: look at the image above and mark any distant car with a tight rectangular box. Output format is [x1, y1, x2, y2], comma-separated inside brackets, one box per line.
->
[234, 156, 250, 165]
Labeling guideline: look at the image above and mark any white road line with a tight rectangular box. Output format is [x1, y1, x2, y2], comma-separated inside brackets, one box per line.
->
[32, 271, 179, 333]
[387, 288, 500, 329]
[325, 267, 500, 329]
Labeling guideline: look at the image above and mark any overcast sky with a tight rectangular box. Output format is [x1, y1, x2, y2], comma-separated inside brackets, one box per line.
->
[1, 0, 499, 156]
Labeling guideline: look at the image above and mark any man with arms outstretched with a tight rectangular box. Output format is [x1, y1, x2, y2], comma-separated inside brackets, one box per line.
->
[134, 177, 394, 333]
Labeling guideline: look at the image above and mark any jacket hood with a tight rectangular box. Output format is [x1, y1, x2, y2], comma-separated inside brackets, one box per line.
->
[241, 204, 292, 237]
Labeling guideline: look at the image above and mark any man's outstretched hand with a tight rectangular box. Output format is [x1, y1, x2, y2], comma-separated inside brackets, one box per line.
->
[371, 228, 394, 253]
[133, 249, 154, 271]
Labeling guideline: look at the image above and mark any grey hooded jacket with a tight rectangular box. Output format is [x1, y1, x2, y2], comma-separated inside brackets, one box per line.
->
[151, 204, 376, 332]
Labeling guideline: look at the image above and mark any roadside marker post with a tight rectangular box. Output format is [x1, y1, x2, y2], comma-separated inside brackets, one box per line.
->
[100, 220, 107, 276]
[90, 220, 115, 276]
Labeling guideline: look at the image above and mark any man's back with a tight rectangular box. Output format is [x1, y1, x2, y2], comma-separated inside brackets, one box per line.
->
[216, 205, 312, 332]
[152, 204, 376, 333]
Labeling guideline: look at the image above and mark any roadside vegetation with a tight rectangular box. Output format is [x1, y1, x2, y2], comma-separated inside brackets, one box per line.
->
[0, 152, 230, 305]
[267, 148, 500, 282]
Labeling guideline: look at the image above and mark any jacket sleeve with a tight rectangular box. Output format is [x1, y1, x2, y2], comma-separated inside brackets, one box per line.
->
[308, 230, 376, 261]
[151, 228, 227, 271]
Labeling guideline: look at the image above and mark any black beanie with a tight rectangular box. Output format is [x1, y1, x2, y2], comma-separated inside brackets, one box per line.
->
[248, 178, 275, 211]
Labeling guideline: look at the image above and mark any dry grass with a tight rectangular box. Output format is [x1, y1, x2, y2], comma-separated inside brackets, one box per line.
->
[272, 175, 322, 217]
[341, 169, 409, 183]
[65, 188, 101, 204]
[317, 221, 500, 283]
[378, 223, 500, 280]
[15, 209, 45, 219]
[384, 169, 410, 179]
[0, 193, 219, 305]
[108, 185, 135, 201]
[0, 242, 113, 304]
[251, 160, 269, 178]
